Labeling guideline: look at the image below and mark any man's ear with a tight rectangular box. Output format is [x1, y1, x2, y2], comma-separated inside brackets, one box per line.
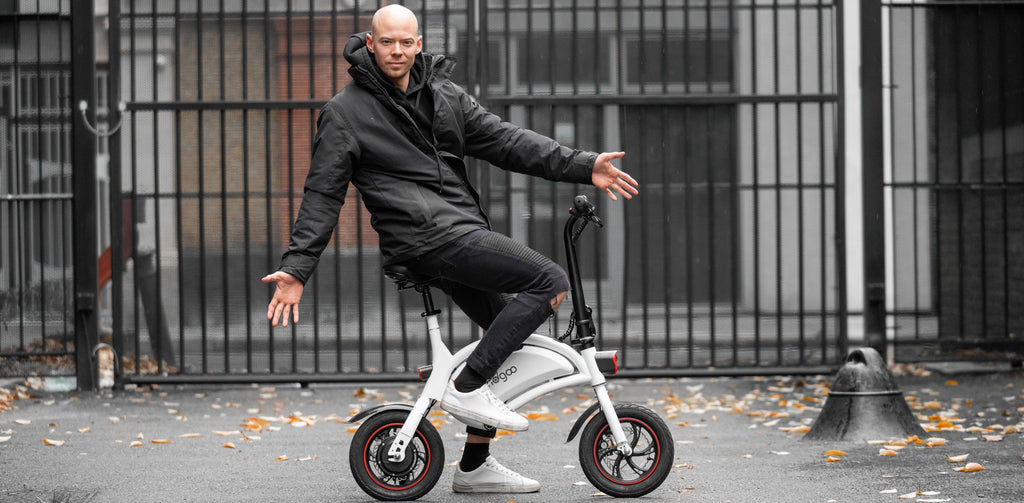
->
[415, 35, 423, 54]
[365, 32, 374, 53]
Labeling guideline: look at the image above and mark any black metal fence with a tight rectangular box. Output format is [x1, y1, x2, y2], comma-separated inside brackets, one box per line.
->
[0, 3, 76, 377]
[3, 0, 850, 383]
[883, 0, 1024, 364]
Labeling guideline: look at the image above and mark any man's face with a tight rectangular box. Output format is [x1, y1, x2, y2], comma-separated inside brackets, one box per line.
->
[366, 16, 422, 90]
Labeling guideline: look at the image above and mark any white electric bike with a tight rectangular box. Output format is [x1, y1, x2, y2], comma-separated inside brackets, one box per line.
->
[348, 195, 673, 500]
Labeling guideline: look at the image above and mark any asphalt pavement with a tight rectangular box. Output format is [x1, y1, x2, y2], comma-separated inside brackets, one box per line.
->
[1, 364, 1022, 503]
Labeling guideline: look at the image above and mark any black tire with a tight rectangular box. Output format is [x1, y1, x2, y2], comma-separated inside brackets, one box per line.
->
[349, 410, 445, 501]
[578, 403, 674, 498]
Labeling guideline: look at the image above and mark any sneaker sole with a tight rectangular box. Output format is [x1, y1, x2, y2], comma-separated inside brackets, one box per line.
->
[439, 402, 529, 432]
[452, 481, 540, 493]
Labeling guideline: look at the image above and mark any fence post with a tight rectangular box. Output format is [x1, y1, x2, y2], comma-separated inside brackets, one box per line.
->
[72, 0, 99, 390]
[860, 0, 886, 358]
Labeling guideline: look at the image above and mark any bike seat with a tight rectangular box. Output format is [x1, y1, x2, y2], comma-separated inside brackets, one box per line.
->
[383, 264, 437, 288]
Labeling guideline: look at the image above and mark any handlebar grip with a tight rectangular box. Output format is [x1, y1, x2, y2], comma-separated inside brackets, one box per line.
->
[573, 195, 594, 214]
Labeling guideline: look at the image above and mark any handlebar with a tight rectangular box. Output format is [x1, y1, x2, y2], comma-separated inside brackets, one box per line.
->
[570, 195, 602, 228]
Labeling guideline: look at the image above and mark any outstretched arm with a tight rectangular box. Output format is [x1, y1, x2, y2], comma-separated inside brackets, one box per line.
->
[591, 152, 639, 201]
[262, 271, 304, 327]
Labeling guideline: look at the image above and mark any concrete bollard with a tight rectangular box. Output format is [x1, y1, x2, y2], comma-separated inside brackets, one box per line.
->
[803, 347, 925, 441]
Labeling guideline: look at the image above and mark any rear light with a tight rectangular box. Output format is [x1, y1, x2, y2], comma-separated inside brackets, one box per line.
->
[417, 365, 433, 381]
[595, 350, 618, 375]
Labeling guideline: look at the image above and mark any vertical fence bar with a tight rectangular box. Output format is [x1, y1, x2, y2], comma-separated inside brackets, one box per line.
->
[861, 0, 886, 356]
[108, 0, 125, 380]
[71, 0, 99, 389]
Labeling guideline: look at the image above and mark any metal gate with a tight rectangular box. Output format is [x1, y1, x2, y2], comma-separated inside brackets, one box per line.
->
[1, 0, 847, 385]
[882, 0, 1024, 364]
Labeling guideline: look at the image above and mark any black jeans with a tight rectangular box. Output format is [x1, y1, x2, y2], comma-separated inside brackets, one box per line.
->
[405, 229, 570, 378]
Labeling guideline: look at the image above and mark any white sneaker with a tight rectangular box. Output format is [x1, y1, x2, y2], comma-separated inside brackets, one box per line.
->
[453, 456, 540, 493]
[440, 382, 529, 431]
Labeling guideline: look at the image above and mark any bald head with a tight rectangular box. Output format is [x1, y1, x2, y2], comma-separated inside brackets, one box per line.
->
[371, 4, 419, 37]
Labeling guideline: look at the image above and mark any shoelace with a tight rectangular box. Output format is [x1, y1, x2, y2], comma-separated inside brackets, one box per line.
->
[484, 457, 521, 479]
[482, 388, 516, 415]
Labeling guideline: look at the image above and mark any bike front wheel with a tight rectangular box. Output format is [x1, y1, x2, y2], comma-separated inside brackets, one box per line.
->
[578, 403, 674, 498]
[349, 409, 444, 501]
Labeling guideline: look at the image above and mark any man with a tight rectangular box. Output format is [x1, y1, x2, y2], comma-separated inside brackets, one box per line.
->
[263, 4, 638, 494]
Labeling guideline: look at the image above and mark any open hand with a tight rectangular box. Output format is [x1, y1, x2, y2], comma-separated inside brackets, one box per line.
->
[262, 271, 304, 327]
[591, 152, 639, 201]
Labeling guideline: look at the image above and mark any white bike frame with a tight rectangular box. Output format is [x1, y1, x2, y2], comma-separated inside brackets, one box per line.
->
[385, 309, 630, 463]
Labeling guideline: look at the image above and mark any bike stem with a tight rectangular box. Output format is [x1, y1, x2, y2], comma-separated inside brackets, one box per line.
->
[564, 196, 596, 345]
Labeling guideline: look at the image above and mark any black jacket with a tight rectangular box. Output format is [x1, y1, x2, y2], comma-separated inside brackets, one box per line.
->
[279, 33, 597, 283]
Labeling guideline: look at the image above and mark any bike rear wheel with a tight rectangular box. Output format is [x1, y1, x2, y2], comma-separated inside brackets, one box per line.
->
[349, 410, 444, 501]
[578, 403, 673, 498]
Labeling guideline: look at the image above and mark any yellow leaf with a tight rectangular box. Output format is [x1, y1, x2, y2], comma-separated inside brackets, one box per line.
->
[779, 425, 810, 434]
[77, 427, 91, 434]
[276, 455, 290, 461]
[825, 456, 841, 463]
[982, 435, 1003, 442]
[898, 491, 919, 499]
[42, 438, 65, 446]
[213, 430, 238, 436]
[824, 450, 847, 456]
[151, 439, 171, 444]
[878, 448, 897, 456]
[925, 437, 947, 447]
[179, 433, 201, 438]
[496, 429, 516, 436]
[525, 412, 559, 421]
[429, 418, 448, 429]
[429, 410, 447, 416]
[0, 436, 10, 443]
[14, 419, 30, 425]
[223, 442, 236, 449]
[346, 427, 359, 434]
[954, 462, 985, 473]
[947, 454, 969, 462]
[945, 380, 958, 386]
[129, 440, 143, 447]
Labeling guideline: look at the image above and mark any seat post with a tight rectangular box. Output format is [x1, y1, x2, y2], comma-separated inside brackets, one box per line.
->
[415, 284, 442, 317]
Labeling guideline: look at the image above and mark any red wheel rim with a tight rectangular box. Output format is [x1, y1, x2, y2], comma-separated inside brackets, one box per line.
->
[592, 418, 660, 485]
[363, 423, 432, 491]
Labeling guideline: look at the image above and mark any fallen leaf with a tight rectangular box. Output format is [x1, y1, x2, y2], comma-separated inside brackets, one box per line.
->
[179, 433, 201, 438]
[879, 489, 897, 494]
[945, 380, 958, 386]
[525, 412, 559, 421]
[779, 425, 810, 434]
[982, 435, 1003, 442]
[346, 428, 358, 434]
[954, 462, 985, 473]
[276, 455, 290, 461]
[0, 436, 10, 443]
[150, 439, 171, 444]
[826, 456, 841, 463]
[42, 438, 65, 446]
[878, 448, 897, 456]
[898, 491, 918, 499]
[925, 437, 947, 447]
[947, 454, 968, 462]
[213, 430, 239, 436]
[14, 419, 30, 425]
[297, 455, 316, 461]
[429, 418, 448, 429]
[129, 440, 143, 447]
[223, 442, 236, 449]
[824, 450, 847, 456]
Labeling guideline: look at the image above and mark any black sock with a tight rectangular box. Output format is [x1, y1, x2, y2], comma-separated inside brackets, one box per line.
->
[460, 442, 489, 472]
[453, 365, 488, 393]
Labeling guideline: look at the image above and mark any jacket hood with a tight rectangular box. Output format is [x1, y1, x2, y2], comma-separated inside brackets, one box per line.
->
[343, 31, 453, 89]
